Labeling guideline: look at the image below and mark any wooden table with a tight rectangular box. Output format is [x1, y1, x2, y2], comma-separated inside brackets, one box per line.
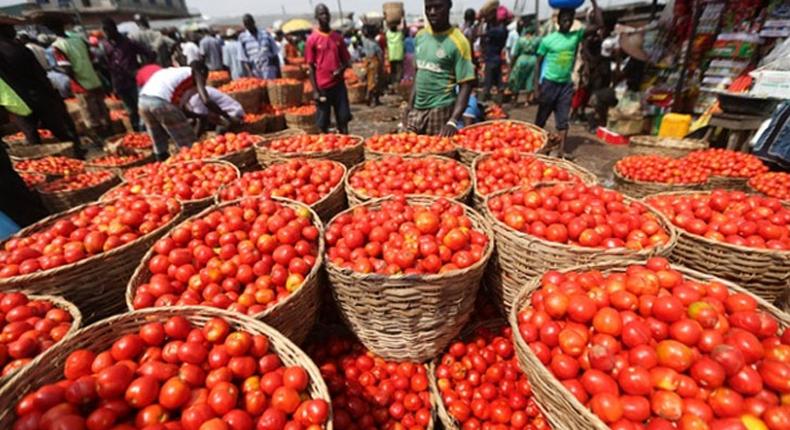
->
[704, 112, 766, 152]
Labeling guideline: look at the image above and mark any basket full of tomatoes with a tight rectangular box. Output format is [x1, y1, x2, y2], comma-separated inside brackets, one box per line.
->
[169, 132, 264, 173]
[0, 196, 182, 321]
[344, 155, 472, 206]
[748, 172, 790, 203]
[0, 307, 333, 429]
[219, 77, 266, 113]
[105, 132, 154, 155]
[267, 78, 305, 110]
[207, 69, 231, 87]
[685, 149, 768, 191]
[126, 196, 325, 344]
[323, 195, 494, 361]
[36, 170, 121, 213]
[85, 152, 154, 176]
[483, 183, 677, 314]
[453, 120, 548, 166]
[283, 105, 318, 132]
[613, 155, 709, 199]
[255, 133, 364, 169]
[0, 291, 82, 388]
[218, 158, 347, 222]
[13, 155, 84, 181]
[364, 133, 457, 160]
[646, 190, 790, 302]
[510, 258, 790, 430]
[2, 129, 57, 146]
[473, 150, 597, 209]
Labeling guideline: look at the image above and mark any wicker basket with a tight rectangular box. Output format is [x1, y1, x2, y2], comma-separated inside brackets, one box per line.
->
[268, 80, 304, 109]
[126, 196, 325, 344]
[0, 198, 182, 322]
[285, 111, 317, 131]
[256, 134, 364, 169]
[239, 115, 273, 134]
[207, 77, 231, 88]
[37, 173, 121, 213]
[213, 141, 262, 173]
[646, 191, 790, 302]
[345, 155, 472, 206]
[227, 88, 262, 114]
[6, 142, 75, 161]
[348, 84, 367, 104]
[455, 120, 549, 166]
[0, 293, 82, 388]
[85, 153, 155, 176]
[483, 184, 678, 315]
[2, 133, 58, 146]
[282, 66, 306, 81]
[472, 152, 598, 209]
[613, 167, 706, 199]
[708, 175, 749, 191]
[324, 195, 494, 361]
[629, 135, 708, 158]
[363, 136, 457, 161]
[508, 260, 790, 430]
[0, 306, 334, 428]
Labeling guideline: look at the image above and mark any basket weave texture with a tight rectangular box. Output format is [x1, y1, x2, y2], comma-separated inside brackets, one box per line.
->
[0, 306, 334, 428]
[508, 260, 790, 430]
[268, 81, 304, 109]
[324, 195, 494, 361]
[6, 141, 74, 160]
[126, 196, 325, 344]
[613, 167, 706, 199]
[629, 135, 708, 158]
[226, 87, 262, 113]
[37, 173, 121, 213]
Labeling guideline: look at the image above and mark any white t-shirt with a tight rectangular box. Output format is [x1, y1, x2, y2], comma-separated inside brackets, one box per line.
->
[181, 41, 201, 64]
[140, 67, 194, 103]
[187, 87, 245, 119]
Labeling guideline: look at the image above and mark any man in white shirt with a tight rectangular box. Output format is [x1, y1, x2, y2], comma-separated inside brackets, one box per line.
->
[180, 32, 201, 65]
[185, 86, 245, 133]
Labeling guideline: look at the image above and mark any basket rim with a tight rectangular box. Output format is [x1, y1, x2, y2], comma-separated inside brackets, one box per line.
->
[324, 194, 495, 282]
[745, 181, 790, 206]
[12, 154, 85, 175]
[482, 183, 679, 256]
[84, 153, 150, 170]
[344, 154, 472, 203]
[454, 119, 549, 152]
[612, 164, 707, 188]
[508, 259, 790, 430]
[644, 190, 790, 256]
[36, 171, 119, 196]
[363, 133, 456, 158]
[256, 133, 364, 159]
[167, 135, 264, 165]
[216, 158, 347, 211]
[629, 135, 708, 150]
[125, 195, 326, 322]
[0, 196, 184, 285]
[472, 152, 598, 201]
[219, 84, 267, 94]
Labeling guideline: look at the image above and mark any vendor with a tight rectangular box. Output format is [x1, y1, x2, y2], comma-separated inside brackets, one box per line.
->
[185, 86, 245, 134]
[405, 0, 476, 136]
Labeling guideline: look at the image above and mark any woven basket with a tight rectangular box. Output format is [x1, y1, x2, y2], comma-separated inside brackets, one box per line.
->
[0, 306, 334, 428]
[239, 115, 273, 134]
[612, 167, 706, 199]
[6, 142, 75, 161]
[207, 77, 231, 88]
[2, 133, 58, 146]
[268, 81, 304, 109]
[646, 191, 790, 302]
[256, 134, 364, 169]
[508, 260, 790, 430]
[455, 120, 549, 166]
[85, 153, 155, 176]
[629, 135, 708, 158]
[285, 111, 317, 131]
[325, 195, 494, 361]
[0, 198, 182, 322]
[213, 141, 262, 173]
[363, 146, 457, 161]
[282, 66, 306, 81]
[746, 182, 790, 206]
[483, 184, 678, 315]
[37, 174, 121, 213]
[348, 84, 367, 104]
[0, 293, 82, 389]
[708, 175, 749, 191]
[126, 196, 325, 344]
[227, 88, 262, 114]
[472, 152, 598, 209]
[253, 129, 307, 166]
[344, 155, 472, 206]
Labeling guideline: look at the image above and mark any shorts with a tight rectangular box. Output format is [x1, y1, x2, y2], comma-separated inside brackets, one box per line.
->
[405, 103, 455, 136]
[316, 82, 352, 131]
[535, 80, 574, 131]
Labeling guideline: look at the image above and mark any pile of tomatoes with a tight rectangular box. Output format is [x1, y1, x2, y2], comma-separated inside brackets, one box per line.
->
[485, 104, 508, 120]
[19, 172, 46, 189]
[219, 77, 267, 93]
[0, 196, 180, 277]
[308, 335, 432, 430]
[208, 70, 230, 81]
[348, 156, 471, 200]
[218, 159, 345, 205]
[516, 257, 790, 430]
[89, 153, 146, 168]
[647, 190, 790, 251]
[488, 183, 671, 250]
[243, 113, 271, 124]
[454, 121, 545, 154]
[436, 324, 550, 430]
[269, 134, 359, 154]
[615, 155, 710, 185]
[119, 133, 153, 150]
[123, 162, 163, 182]
[0, 291, 75, 378]
[326, 197, 489, 275]
[12, 315, 330, 430]
[748, 172, 790, 201]
[684, 149, 768, 179]
[365, 133, 454, 155]
[170, 133, 262, 163]
[131, 198, 320, 316]
[14, 156, 84, 177]
[38, 171, 115, 193]
[106, 161, 238, 202]
[283, 105, 316, 116]
[4, 129, 54, 143]
[475, 149, 582, 197]
[268, 79, 301, 87]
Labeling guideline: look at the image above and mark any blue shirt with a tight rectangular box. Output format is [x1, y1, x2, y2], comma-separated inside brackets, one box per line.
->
[222, 40, 246, 80]
[238, 28, 280, 79]
[404, 36, 415, 54]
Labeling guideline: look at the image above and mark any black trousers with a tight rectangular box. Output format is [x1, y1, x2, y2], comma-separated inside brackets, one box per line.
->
[11, 92, 81, 148]
[0, 144, 48, 227]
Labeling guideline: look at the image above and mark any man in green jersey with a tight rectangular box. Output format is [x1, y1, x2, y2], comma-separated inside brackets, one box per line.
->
[404, 0, 475, 137]
[534, 1, 602, 157]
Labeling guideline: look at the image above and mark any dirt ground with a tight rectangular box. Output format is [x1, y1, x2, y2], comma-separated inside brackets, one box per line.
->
[347, 94, 631, 186]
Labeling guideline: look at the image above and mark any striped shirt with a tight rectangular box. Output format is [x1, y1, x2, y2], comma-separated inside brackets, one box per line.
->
[238, 28, 279, 79]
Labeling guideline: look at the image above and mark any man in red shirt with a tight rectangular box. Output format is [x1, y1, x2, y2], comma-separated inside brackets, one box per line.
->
[305, 3, 352, 134]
